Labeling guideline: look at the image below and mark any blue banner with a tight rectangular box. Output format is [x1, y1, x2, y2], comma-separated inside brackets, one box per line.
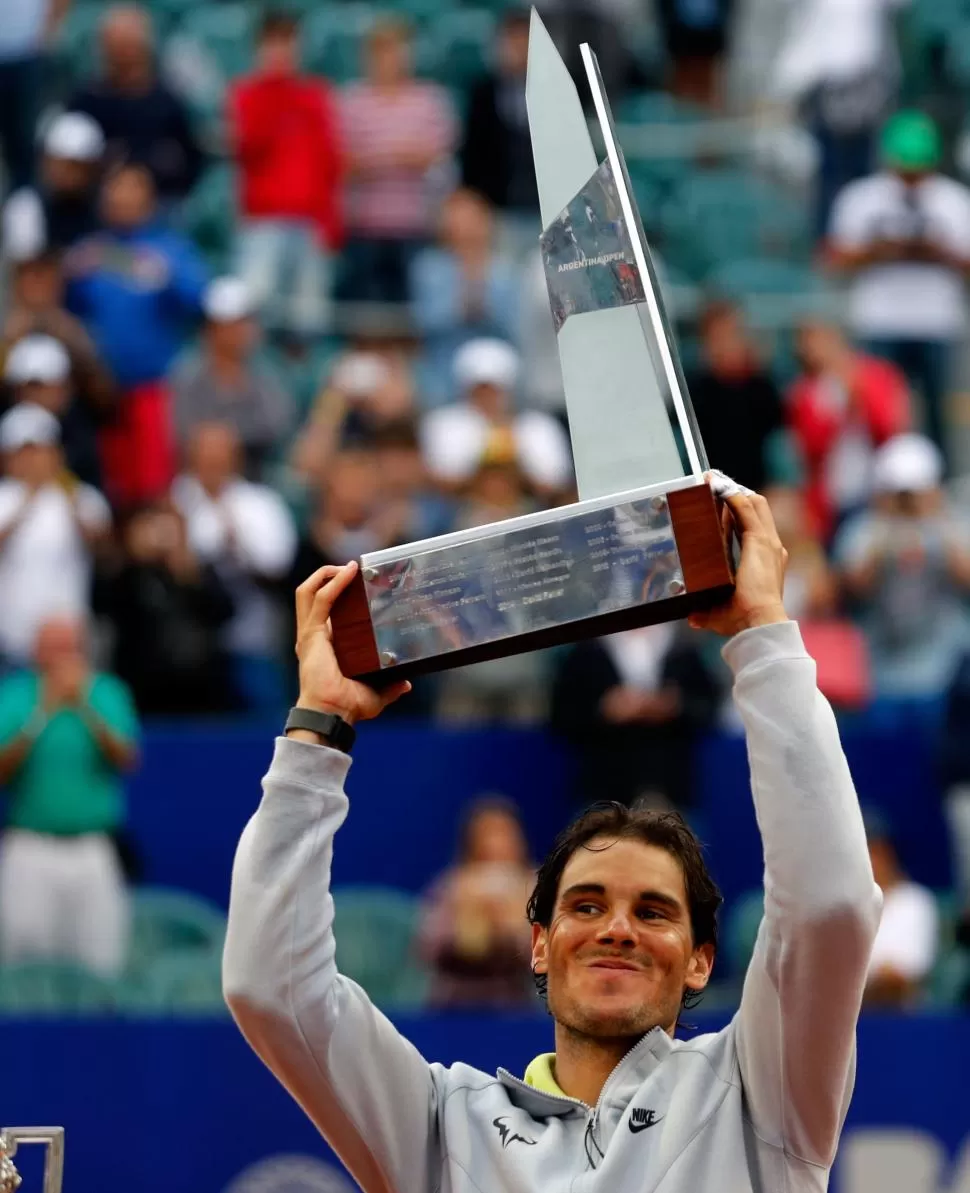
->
[1, 1012, 967, 1193]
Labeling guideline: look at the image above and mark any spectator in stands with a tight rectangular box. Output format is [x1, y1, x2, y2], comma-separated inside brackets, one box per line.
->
[835, 433, 970, 700]
[657, 0, 735, 108]
[410, 188, 520, 406]
[97, 501, 237, 716]
[863, 809, 938, 1007]
[940, 654, 970, 919]
[171, 421, 296, 714]
[338, 19, 457, 305]
[69, 5, 204, 203]
[767, 486, 836, 622]
[290, 447, 406, 580]
[827, 111, 970, 464]
[773, 0, 904, 236]
[460, 10, 539, 255]
[0, 0, 67, 193]
[290, 350, 415, 486]
[372, 419, 454, 543]
[418, 796, 535, 1008]
[0, 404, 110, 672]
[0, 615, 138, 977]
[551, 624, 721, 811]
[2, 113, 105, 256]
[420, 338, 572, 500]
[688, 300, 786, 492]
[788, 316, 910, 540]
[1, 251, 117, 462]
[67, 162, 207, 506]
[229, 11, 344, 339]
[1, 334, 109, 490]
[170, 277, 292, 479]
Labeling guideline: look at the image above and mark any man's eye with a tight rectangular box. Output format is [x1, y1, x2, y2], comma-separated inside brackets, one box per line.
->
[637, 908, 662, 920]
[575, 903, 600, 915]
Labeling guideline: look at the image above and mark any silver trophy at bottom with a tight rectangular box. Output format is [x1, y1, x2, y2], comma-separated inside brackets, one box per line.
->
[0, 1129, 64, 1193]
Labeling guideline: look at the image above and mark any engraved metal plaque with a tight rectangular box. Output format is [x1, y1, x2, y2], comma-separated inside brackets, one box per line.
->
[0, 1128, 64, 1193]
[362, 488, 684, 668]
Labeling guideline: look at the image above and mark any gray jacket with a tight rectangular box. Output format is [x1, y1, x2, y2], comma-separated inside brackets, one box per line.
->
[223, 621, 882, 1193]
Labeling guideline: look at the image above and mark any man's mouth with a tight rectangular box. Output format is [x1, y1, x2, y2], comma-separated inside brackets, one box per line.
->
[587, 958, 641, 972]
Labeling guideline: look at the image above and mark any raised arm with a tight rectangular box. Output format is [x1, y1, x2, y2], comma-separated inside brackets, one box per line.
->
[692, 490, 881, 1169]
[222, 564, 437, 1193]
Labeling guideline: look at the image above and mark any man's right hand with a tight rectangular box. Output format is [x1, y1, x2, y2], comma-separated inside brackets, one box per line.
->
[295, 562, 411, 725]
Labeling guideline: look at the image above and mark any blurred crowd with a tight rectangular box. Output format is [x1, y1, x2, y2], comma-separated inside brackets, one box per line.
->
[0, 0, 969, 1008]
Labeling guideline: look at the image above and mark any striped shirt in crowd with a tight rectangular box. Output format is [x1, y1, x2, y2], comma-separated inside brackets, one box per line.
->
[339, 81, 457, 238]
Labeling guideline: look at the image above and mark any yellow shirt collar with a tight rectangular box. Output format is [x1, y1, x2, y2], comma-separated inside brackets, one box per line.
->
[523, 1053, 566, 1097]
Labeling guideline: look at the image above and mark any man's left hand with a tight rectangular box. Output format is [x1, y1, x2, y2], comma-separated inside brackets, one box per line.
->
[688, 490, 789, 638]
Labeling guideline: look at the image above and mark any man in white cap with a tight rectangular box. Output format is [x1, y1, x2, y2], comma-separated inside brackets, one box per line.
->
[2, 112, 106, 257]
[419, 337, 572, 500]
[3, 333, 107, 488]
[835, 431, 970, 698]
[0, 402, 111, 670]
[168, 277, 293, 478]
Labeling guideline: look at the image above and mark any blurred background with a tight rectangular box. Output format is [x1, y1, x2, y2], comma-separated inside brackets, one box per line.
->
[1, 0, 969, 1189]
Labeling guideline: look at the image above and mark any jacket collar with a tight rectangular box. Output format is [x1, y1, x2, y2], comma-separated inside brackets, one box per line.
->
[497, 1027, 675, 1115]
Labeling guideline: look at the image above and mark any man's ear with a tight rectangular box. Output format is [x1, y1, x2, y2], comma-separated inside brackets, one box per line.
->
[531, 922, 548, 975]
[685, 941, 715, 993]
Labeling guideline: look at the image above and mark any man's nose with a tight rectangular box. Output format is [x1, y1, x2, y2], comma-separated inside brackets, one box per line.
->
[595, 908, 637, 945]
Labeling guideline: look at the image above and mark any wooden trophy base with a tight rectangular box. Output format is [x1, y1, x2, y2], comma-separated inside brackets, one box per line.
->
[330, 477, 733, 684]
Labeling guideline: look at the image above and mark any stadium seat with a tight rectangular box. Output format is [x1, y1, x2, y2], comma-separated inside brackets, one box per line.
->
[126, 952, 228, 1015]
[431, 10, 496, 89]
[660, 170, 810, 280]
[181, 163, 236, 272]
[177, 4, 256, 82]
[0, 962, 117, 1014]
[331, 885, 430, 1009]
[303, 5, 376, 83]
[723, 889, 763, 983]
[127, 887, 228, 976]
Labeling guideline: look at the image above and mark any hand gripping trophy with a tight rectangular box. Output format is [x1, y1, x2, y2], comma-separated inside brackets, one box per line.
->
[0, 1128, 64, 1193]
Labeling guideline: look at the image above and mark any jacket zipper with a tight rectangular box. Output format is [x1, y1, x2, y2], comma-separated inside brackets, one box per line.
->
[499, 1032, 660, 1169]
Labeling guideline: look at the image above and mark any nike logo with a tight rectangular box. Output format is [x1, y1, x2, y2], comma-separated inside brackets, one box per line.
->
[493, 1116, 537, 1149]
[629, 1108, 664, 1134]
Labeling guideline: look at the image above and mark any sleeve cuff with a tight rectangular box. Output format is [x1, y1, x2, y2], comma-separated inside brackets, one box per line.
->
[720, 620, 809, 678]
[268, 734, 353, 789]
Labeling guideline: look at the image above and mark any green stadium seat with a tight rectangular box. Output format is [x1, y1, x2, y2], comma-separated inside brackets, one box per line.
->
[125, 952, 228, 1015]
[0, 962, 117, 1014]
[617, 90, 706, 126]
[53, 3, 105, 86]
[431, 10, 496, 88]
[303, 5, 376, 83]
[723, 889, 763, 983]
[661, 171, 810, 280]
[127, 887, 227, 976]
[182, 163, 236, 272]
[177, 4, 256, 81]
[332, 885, 430, 1009]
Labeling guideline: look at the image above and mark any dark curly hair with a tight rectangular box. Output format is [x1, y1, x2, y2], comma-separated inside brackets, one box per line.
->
[526, 802, 722, 1012]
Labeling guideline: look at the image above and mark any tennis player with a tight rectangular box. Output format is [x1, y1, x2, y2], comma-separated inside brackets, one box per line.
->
[224, 484, 881, 1193]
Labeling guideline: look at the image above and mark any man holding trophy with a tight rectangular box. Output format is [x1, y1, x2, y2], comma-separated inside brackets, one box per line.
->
[222, 13, 880, 1193]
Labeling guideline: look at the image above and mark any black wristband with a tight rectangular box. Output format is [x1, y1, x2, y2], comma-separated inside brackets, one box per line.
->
[284, 707, 356, 754]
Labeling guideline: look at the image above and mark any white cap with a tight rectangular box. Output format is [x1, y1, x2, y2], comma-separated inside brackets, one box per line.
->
[872, 433, 943, 494]
[453, 338, 520, 393]
[43, 112, 105, 163]
[4, 335, 71, 385]
[203, 276, 255, 322]
[0, 402, 61, 452]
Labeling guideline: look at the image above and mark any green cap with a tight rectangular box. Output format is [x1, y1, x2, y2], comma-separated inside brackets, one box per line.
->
[880, 110, 941, 171]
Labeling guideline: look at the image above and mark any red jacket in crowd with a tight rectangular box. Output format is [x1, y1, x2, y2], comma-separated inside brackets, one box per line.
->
[788, 353, 911, 539]
[229, 72, 345, 250]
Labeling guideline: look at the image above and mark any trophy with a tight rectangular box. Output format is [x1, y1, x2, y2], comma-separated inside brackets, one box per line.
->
[329, 10, 733, 682]
[0, 1128, 64, 1193]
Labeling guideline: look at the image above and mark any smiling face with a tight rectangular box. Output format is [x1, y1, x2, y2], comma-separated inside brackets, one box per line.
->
[531, 835, 714, 1040]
